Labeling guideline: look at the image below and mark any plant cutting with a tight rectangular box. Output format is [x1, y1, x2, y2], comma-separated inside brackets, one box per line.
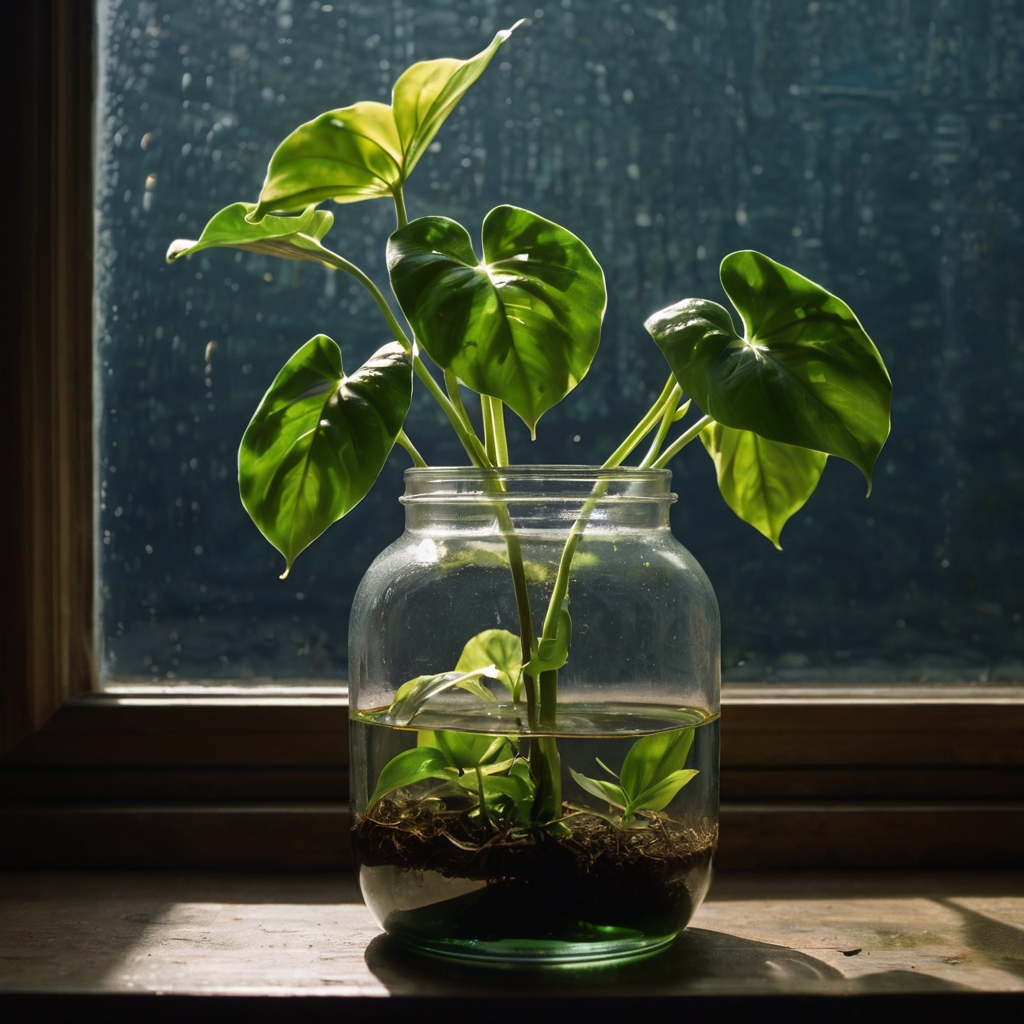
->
[167, 21, 891, 963]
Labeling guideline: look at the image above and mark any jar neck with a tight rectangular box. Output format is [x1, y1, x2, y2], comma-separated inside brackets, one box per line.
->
[401, 466, 675, 533]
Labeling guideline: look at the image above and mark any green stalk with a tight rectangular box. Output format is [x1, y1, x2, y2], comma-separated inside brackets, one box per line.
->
[393, 186, 409, 230]
[603, 375, 677, 468]
[639, 384, 682, 468]
[396, 429, 427, 467]
[652, 414, 714, 468]
[492, 400, 509, 467]
[481, 395, 499, 464]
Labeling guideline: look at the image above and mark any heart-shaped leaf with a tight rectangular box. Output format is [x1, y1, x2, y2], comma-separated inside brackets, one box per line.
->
[393, 21, 524, 177]
[166, 202, 333, 264]
[455, 629, 523, 702]
[239, 336, 412, 576]
[619, 727, 695, 806]
[701, 421, 828, 549]
[645, 250, 891, 489]
[388, 207, 606, 435]
[367, 746, 453, 809]
[254, 101, 403, 217]
[253, 26, 520, 218]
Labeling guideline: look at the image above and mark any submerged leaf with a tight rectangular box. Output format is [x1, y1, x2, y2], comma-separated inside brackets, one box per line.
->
[455, 629, 524, 702]
[627, 769, 699, 815]
[701, 421, 827, 548]
[569, 768, 628, 811]
[238, 337, 412, 575]
[366, 746, 452, 809]
[619, 728, 695, 805]
[389, 668, 497, 727]
[646, 250, 891, 489]
[387, 207, 606, 435]
[420, 730, 514, 771]
[166, 202, 333, 263]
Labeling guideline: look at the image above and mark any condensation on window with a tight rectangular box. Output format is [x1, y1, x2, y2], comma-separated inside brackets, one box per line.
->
[95, 0, 1024, 687]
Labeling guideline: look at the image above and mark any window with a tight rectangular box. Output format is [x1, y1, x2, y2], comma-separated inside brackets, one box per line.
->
[96, 1, 1023, 689]
[3, 0, 1020, 871]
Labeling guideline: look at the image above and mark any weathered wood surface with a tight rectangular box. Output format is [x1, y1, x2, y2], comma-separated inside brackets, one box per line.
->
[0, 871, 1021, 999]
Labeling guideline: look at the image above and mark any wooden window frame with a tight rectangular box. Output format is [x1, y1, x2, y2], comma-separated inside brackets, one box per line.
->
[2, 0, 1021, 871]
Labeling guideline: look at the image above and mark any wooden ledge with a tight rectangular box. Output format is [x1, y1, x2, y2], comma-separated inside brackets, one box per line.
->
[0, 870, 1020, 1016]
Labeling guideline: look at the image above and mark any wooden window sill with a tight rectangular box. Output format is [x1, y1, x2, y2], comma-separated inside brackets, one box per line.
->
[0, 871, 1020, 1016]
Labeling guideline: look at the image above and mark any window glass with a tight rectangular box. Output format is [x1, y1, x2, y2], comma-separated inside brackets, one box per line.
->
[96, 0, 1024, 686]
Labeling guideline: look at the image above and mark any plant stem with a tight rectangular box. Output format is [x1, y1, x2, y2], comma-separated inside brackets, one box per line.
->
[492, 400, 509, 467]
[415, 359, 491, 467]
[393, 187, 409, 230]
[530, 735, 561, 822]
[639, 384, 682, 468]
[396, 429, 427, 467]
[481, 395, 499, 465]
[443, 369, 483, 450]
[651, 414, 714, 468]
[603, 375, 677, 468]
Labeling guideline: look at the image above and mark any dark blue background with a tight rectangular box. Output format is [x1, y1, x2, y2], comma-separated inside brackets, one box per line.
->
[96, 0, 1024, 684]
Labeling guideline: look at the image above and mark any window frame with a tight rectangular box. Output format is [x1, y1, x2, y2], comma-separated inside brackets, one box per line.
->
[2, 0, 1021, 871]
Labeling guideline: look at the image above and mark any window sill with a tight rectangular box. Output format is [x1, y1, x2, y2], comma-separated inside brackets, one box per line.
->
[0, 870, 1020, 1013]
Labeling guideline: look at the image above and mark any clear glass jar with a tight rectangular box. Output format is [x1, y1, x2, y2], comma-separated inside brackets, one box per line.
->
[349, 467, 720, 964]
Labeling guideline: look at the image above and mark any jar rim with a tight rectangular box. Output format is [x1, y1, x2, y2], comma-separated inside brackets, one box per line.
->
[401, 465, 676, 505]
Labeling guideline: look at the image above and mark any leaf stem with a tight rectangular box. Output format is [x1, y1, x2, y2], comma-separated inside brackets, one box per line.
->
[481, 395, 498, 465]
[492, 400, 509, 467]
[603, 375, 677, 468]
[639, 384, 683, 468]
[396, 429, 427, 467]
[393, 187, 409, 230]
[417, 360, 491, 467]
[652, 414, 714, 468]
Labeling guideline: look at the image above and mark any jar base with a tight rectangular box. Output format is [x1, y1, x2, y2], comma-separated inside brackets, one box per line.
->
[393, 930, 679, 965]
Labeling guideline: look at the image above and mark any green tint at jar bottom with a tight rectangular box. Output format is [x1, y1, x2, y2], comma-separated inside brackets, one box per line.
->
[352, 714, 718, 964]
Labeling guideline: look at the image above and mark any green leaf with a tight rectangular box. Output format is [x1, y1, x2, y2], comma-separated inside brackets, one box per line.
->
[392, 21, 524, 178]
[389, 668, 497, 727]
[253, 26, 520, 218]
[456, 629, 523, 701]
[425, 731, 513, 771]
[645, 250, 891, 489]
[619, 728, 695, 806]
[569, 768, 628, 811]
[166, 202, 334, 264]
[700, 421, 828, 549]
[523, 604, 572, 677]
[387, 207, 607, 436]
[238, 336, 412, 576]
[367, 746, 453, 809]
[627, 769, 699, 815]
[254, 102, 404, 217]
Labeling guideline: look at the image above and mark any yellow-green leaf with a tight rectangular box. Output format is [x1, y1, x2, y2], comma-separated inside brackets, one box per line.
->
[700, 421, 828, 549]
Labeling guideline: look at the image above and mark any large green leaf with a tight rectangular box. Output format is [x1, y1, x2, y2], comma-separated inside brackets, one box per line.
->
[392, 21, 524, 177]
[252, 26, 519, 218]
[619, 728, 695, 806]
[254, 101, 403, 217]
[239, 336, 411, 576]
[367, 747, 453, 810]
[166, 203, 333, 264]
[388, 207, 606, 435]
[569, 769, 628, 811]
[645, 251, 891, 489]
[455, 629, 523, 702]
[628, 769, 699, 814]
[701, 421, 828, 549]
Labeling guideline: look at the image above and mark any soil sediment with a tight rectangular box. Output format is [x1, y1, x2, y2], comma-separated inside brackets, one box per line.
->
[353, 801, 717, 943]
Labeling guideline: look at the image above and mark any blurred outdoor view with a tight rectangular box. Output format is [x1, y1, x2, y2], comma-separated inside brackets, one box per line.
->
[95, 0, 1024, 686]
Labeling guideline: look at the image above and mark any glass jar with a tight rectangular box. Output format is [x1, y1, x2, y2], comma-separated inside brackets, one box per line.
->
[349, 467, 720, 964]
